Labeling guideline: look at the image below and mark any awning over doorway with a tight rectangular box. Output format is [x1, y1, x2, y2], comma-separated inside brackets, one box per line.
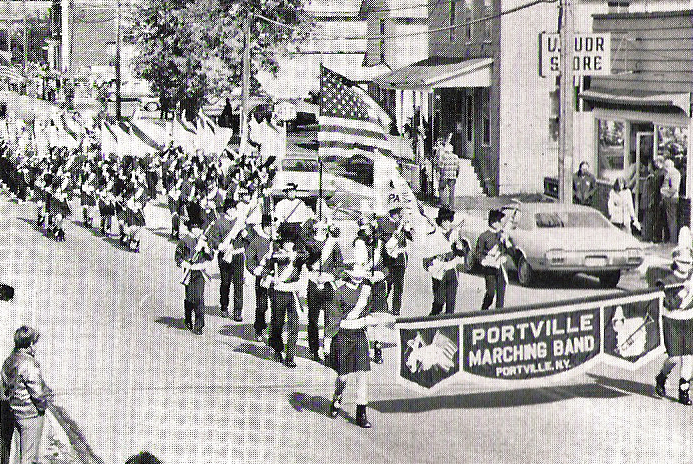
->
[579, 88, 691, 116]
[373, 56, 493, 91]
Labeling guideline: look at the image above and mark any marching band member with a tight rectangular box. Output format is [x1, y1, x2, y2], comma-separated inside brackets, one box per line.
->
[124, 178, 148, 252]
[79, 163, 97, 228]
[34, 167, 50, 229]
[274, 182, 314, 246]
[245, 214, 274, 341]
[263, 226, 306, 368]
[353, 215, 388, 364]
[378, 206, 413, 317]
[167, 164, 184, 240]
[655, 227, 693, 404]
[47, 167, 70, 241]
[476, 209, 512, 311]
[97, 165, 116, 236]
[113, 172, 130, 245]
[305, 218, 344, 363]
[208, 195, 249, 321]
[326, 265, 382, 429]
[175, 202, 213, 335]
[424, 207, 464, 316]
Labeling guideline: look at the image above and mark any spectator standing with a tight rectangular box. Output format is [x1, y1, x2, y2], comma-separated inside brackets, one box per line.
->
[1, 326, 49, 464]
[572, 161, 597, 206]
[438, 140, 459, 208]
[607, 177, 639, 235]
[653, 155, 667, 242]
[639, 160, 657, 242]
[661, 158, 681, 244]
[219, 98, 233, 128]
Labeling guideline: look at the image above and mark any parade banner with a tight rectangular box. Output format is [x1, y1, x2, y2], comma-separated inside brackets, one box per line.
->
[396, 290, 664, 392]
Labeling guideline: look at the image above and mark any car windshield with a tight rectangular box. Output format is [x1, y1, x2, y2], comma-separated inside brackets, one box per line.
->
[534, 211, 611, 228]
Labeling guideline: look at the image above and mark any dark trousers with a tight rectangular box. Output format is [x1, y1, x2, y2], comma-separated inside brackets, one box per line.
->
[0, 400, 13, 464]
[307, 280, 334, 356]
[481, 268, 506, 311]
[652, 201, 665, 242]
[371, 280, 389, 314]
[269, 289, 299, 361]
[430, 269, 458, 315]
[184, 271, 205, 330]
[664, 197, 679, 244]
[386, 265, 406, 316]
[219, 253, 244, 318]
[253, 276, 270, 334]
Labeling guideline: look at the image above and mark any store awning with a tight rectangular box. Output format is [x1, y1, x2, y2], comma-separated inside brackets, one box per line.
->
[580, 88, 691, 116]
[373, 57, 493, 90]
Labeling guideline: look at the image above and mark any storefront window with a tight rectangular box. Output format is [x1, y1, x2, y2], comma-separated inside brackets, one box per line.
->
[597, 119, 625, 182]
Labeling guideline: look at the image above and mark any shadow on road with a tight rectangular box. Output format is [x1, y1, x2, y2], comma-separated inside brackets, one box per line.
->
[231, 342, 276, 362]
[587, 373, 658, 399]
[369, 383, 627, 413]
[288, 392, 363, 425]
[150, 229, 176, 241]
[289, 393, 332, 417]
[154, 316, 188, 331]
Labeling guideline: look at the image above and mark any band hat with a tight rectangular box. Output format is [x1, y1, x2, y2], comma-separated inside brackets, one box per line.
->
[673, 247, 693, 264]
[435, 207, 455, 224]
[674, 226, 693, 263]
[488, 209, 505, 225]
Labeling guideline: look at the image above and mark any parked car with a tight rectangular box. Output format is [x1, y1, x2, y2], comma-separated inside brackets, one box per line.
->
[457, 202, 644, 287]
[138, 95, 160, 112]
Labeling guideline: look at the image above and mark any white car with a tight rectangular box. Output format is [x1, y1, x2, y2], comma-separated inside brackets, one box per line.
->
[457, 202, 645, 288]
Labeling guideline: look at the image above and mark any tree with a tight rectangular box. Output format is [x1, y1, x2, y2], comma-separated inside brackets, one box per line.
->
[130, 0, 308, 119]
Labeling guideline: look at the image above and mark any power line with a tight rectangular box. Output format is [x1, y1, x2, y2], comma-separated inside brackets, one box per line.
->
[254, 0, 558, 41]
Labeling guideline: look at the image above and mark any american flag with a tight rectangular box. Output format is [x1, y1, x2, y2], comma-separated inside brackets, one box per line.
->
[432, 330, 458, 364]
[319, 65, 393, 158]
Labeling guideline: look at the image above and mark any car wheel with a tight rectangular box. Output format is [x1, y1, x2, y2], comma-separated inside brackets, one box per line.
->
[144, 102, 159, 112]
[517, 255, 534, 287]
[599, 270, 621, 288]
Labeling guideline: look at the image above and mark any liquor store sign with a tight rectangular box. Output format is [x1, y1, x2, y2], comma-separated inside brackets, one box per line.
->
[539, 32, 611, 76]
[397, 291, 663, 392]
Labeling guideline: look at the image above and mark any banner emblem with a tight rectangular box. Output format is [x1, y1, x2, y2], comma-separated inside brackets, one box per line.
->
[603, 295, 662, 367]
[400, 326, 460, 389]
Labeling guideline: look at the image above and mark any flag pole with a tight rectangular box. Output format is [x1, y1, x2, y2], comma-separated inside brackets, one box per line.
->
[318, 63, 324, 222]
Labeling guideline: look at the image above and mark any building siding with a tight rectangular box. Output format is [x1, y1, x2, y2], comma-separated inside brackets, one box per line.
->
[498, 0, 557, 194]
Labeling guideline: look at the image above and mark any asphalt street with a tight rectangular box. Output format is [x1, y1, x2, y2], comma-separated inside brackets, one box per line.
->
[0, 195, 691, 464]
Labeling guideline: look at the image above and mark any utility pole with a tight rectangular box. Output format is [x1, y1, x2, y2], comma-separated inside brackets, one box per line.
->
[115, 0, 122, 121]
[240, 14, 250, 147]
[558, 0, 575, 204]
[22, 0, 27, 72]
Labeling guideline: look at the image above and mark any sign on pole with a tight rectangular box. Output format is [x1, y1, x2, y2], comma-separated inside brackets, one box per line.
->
[539, 32, 611, 77]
